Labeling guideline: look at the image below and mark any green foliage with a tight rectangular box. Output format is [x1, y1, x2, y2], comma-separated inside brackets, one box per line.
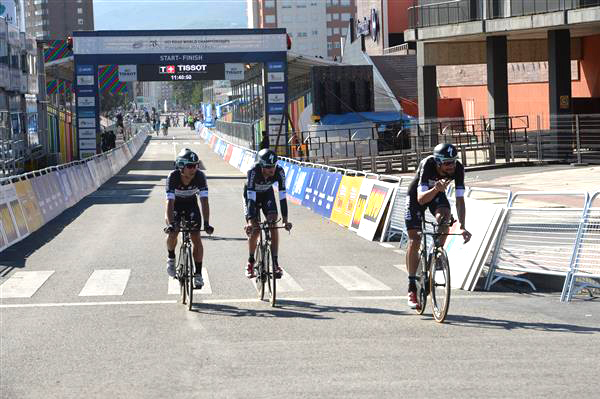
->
[173, 81, 204, 107]
[100, 91, 132, 112]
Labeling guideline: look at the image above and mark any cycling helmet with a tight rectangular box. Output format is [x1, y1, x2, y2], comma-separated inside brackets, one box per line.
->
[256, 148, 277, 168]
[175, 148, 199, 168]
[433, 143, 458, 165]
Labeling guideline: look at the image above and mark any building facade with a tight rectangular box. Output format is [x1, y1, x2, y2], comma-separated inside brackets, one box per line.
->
[25, 0, 94, 40]
[247, 0, 355, 59]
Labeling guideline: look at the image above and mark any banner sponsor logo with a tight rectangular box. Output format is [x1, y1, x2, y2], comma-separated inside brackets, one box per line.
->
[79, 128, 96, 139]
[268, 93, 285, 104]
[79, 139, 97, 149]
[78, 97, 96, 107]
[351, 194, 368, 230]
[78, 118, 96, 128]
[77, 75, 94, 86]
[268, 104, 284, 113]
[363, 185, 389, 223]
[268, 114, 283, 125]
[118, 65, 138, 81]
[267, 61, 285, 71]
[267, 72, 285, 82]
[77, 65, 94, 75]
[225, 63, 244, 80]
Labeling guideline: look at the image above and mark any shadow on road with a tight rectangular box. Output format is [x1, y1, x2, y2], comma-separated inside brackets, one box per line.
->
[444, 314, 600, 334]
[191, 299, 407, 320]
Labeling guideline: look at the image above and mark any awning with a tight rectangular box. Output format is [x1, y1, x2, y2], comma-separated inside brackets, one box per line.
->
[320, 111, 414, 125]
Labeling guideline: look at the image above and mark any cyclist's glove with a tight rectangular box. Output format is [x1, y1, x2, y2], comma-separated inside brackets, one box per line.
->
[163, 223, 176, 234]
[204, 223, 214, 235]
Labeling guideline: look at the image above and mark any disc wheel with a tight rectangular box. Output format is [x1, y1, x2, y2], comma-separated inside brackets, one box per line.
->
[430, 250, 451, 323]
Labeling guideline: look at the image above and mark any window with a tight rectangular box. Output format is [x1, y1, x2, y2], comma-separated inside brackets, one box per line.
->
[333, 27, 340, 34]
[77, 8, 83, 14]
[312, 30, 319, 36]
[341, 0, 350, 5]
[334, 42, 340, 48]
[341, 13, 351, 21]
[78, 18, 84, 25]
[327, 28, 333, 36]
[264, 15, 275, 23]
[326, 14, 332, 21]
[264, 0, 275, 7]
[341, 27, 347, 35]
[333, 13, 340, 20]
[327, 42, 333, 49]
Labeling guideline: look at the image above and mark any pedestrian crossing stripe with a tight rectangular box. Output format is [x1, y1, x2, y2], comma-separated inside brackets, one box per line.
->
[320, 266, 391, 291]
[0, 271, 54, 298]
[0, 265, 400, 298]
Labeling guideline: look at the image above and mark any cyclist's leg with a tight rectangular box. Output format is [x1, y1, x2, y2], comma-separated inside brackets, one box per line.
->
[429, 193, 452, 246]
[264, 190, 281, 272]
[166, 210, 181, 277]
[189, 208, 203, 275]
[405, 195, 424, 307]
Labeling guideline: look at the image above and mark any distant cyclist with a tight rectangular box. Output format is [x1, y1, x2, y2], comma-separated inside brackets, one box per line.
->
[165, 148, 214, 289]
[243, 149, 292, 279]
[404, 143, 472, 310]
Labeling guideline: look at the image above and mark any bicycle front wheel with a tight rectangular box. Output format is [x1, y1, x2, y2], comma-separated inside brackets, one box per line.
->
[178, 246, 187, 305]
[255, 245, 265, 300]
[430, 249, 451, 323]
[415, 252, 428, 315]
[187, 245, 194, 311]
[265, 246, 276, 307]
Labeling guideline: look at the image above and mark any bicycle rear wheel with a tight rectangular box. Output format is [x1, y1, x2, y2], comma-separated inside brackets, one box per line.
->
[265, 246, 276, 307]
[430, 249, 451, 323]
[415, 252, 428, 315]
[187, 245, 194, 311]
[255, 245, 265, 300]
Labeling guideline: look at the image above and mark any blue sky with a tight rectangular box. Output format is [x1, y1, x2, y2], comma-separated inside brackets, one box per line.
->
[93, 0, 248, 30]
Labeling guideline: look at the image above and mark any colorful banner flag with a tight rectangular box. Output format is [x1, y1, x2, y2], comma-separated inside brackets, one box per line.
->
[58, 80, 65, 94]
[46, 80, 58, 95]
[44, 40, 72, 63]
[98, 65, 120, 94]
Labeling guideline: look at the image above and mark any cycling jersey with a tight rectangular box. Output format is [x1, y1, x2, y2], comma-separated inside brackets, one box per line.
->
[405, 155, 465, 231]
[244, 163, 288, 220]
[166, 169, 208, 203]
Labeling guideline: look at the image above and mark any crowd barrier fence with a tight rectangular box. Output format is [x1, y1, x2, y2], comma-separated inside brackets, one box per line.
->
[198, 124, 599, 301]
[0, 124, 151, 253]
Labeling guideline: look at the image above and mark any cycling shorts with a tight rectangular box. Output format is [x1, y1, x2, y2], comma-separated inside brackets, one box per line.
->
[404, 192, 450, 231]
[173, 201, 202, 231]
[243, 188, 278, 221]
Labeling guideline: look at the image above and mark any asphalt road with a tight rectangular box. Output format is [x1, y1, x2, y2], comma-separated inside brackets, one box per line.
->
[1, 128, 598, 398]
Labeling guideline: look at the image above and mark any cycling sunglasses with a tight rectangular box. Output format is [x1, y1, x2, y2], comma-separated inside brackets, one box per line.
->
[441, 159, 456, 166]
[184, 163, 198, 169]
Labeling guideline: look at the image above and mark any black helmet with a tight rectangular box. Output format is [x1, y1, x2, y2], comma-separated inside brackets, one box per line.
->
[433, 143, 458, 165]
[256, 148, 277, 168]
[175, 148, 199, 168]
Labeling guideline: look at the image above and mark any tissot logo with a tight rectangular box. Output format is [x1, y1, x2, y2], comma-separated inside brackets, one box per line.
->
[159, 65, 176, 74]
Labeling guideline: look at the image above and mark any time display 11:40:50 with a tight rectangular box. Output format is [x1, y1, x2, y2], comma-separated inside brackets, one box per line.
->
[170, 74, 193, 81]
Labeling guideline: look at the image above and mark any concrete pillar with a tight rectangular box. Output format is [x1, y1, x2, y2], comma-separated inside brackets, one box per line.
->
[417, 41, 438, 145]
[548, 29, 572, 159]
[487, 35, 509, 158]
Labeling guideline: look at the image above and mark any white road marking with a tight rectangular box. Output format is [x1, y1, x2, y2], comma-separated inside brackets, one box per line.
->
[379, 243, 395, 248]
[193, 142, 201, 145]
[0, 271, 55, 298]
[79, 269, 131, 296]
[393, 250, 405, 254]
[321, 266, 391, 291]
[277, 269, 303, 292]
[0, 300, 177, 309]
[197, 294, 510, 304]
[167, 268, 212, 295]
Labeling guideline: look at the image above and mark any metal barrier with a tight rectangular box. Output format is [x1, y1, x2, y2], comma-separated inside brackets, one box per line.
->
[562, 191, 600, 301]
[466, 187, 512, 207]
[484, 191, 590, 291]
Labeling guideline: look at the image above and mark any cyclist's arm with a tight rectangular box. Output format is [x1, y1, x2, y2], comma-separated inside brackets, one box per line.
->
[165, 172, 177, 224]
[454, 163, 466, 229]
[276, 167, 288, 223]
[166, 199, 175, 225]
[417, 162, 441, 205]
[246, 169, 258, 219]
[197, 172, 210, 226]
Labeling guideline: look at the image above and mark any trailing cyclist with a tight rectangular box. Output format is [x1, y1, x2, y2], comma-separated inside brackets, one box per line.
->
[243, 149, 292, 279]
[404, 143, 472, 310]
[165, 148, 214, 289]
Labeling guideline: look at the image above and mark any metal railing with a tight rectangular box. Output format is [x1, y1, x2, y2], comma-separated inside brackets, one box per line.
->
[382, 43, 415, 55]
[214, 120, 255, 149]
[408, 0, 600, 29]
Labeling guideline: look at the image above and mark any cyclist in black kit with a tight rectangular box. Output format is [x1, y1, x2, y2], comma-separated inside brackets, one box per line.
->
[404, 143, 472, 310]
[243, 149, 292, 279]
[165, 148, 214, 289]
